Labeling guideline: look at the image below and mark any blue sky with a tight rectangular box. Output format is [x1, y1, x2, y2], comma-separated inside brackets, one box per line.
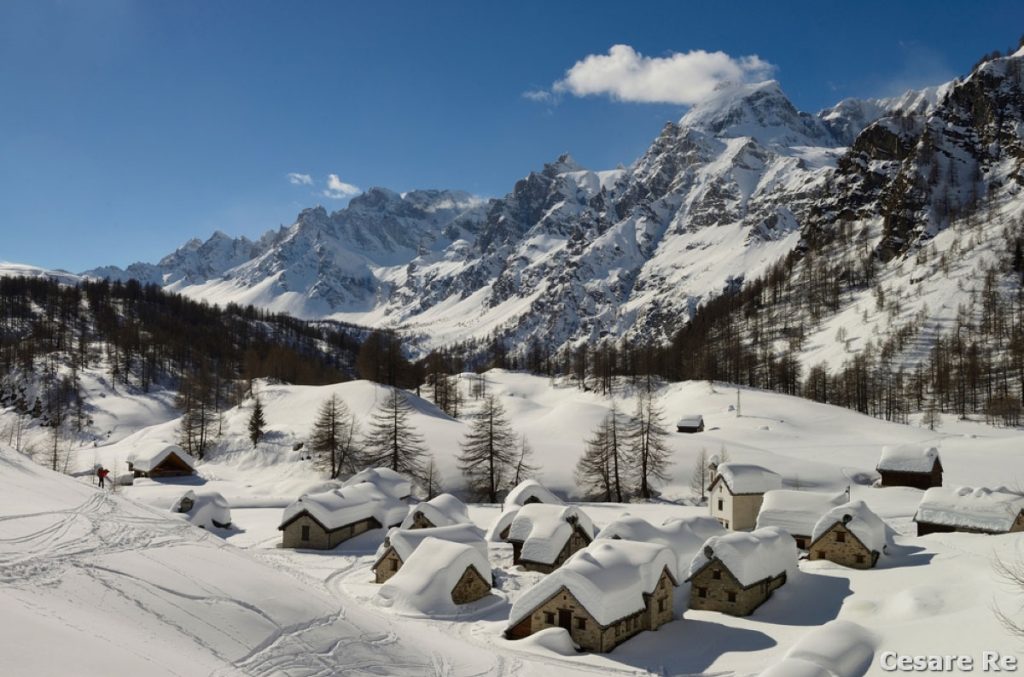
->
[2, 0, 1022, 271]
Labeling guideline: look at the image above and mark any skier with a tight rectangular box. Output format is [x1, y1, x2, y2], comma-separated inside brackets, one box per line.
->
[96, 466, 109, 488]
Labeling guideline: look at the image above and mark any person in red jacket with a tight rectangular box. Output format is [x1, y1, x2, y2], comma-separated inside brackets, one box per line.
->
[96, 466, 109, 488]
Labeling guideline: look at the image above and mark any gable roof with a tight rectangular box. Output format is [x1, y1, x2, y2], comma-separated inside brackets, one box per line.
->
[279, 481, 407, 532]
[485, 507, 520, 542]
[341, 467, 412, 500]
[503, 479, 563, 512]
[756, 490, 848, 536]
[377, 538, 492, 615]
[375, 523, 487, 564]
[915, 486, 1024, 533]
[675, 415, 704, 427]
[687, 526, 797, 587]
[400, 493, 470, 529]
[170, 490, 231, 529]
[810, 500, 891, 554]
[876, 445, 940, 473]
[711, 463, 782, 495]
[507, 504, 596, 565]
[595, 515, 726, 579]
[507, 539, 676, 628]
[127, 443, 194, 473]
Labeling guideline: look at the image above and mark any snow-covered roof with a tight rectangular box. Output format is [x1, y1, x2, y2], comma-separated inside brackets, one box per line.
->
[687, 526, 797, 587]
[713, 463, 782, 495]
[170, 490, 231, 529]
[811, 500, 890, 554]
[507, 504, 596, 565]
[341, 467, 411, 500]
[399, 493, 470, 529]
[127, 443, 194, 473]
[279, 482, 407, 531]
[595, 515, 726, 578]
[756, 490, 848, 536]
[502, 479, 564, 511]
[675, 415, 704, 427]
[877, 445, 940, 473]
[915, 486, 1024, 533]
[376, 523, 487, 564]
[508, 539, 676, 628]
[377, 538, 492, 615]
[485, 507, 520, 542]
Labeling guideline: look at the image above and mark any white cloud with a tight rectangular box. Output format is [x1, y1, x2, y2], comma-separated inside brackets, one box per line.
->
[323, 174, 361, 199]
[548, 44, 776, 105]
[287, 172, 313, 185]
[522, 89, 554, 103]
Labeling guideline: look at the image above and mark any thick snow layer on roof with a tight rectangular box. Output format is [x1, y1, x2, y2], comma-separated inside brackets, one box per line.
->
[756, 490, 848, 537]
[773, 620, 877, 677]
[877, 445, 940, 473]
[915, 486, 1024, 533]
[508, 539, 675, 628]
[502, 479, 564, 511]
[486, 507, 520, 541]
[812, 500, 890, 553]
[595, 515, 725, 578]
[400, 493, 470, 529]
[507, 504, 596, 565]
[127, 443, 194, 472]
[376, 523, 487, 563]
[687, 526, 797, 587]
[759, 658, 833, 677]
[377, 538, 492, 615]
[675, 415, 704, 427]
[171, 490, 231, 529]
[714, 463, 782, 494]
[280, 482, 407, 531]
[342, 467, 411, 500]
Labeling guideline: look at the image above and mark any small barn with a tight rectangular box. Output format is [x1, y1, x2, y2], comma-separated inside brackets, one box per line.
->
[913, 486, 1024, 536]
[170, 490, 231, 529]
[487, 480, 565, 542]
[400, 493, 471, 530]
[278, 482, 408, 550]
[377, 538, 492, 613]
[507, 504, 596, 573]
[708, 463, 782, 531]
[595, 515, 726, 579]
[675, 415, 705, 433]
[342, 467, 412, 500]
[372, 523, 487, 584]
[126, 444, 195, 479]
[755, 490, 848, 549]
[808, 500, 889, 569]
[505, 539, 677, 653]
[876, 445, 942, 489]
[686, 526, 797, 616]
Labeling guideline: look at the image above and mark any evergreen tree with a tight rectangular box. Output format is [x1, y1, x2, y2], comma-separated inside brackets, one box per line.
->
[309, 394, 361, 478]
[576, 419, 613, 501]
[457, 395, 517, 502]
[248, 396, 266, 448]
[363, 388, 429, 483]
[627, 393, 672, 499]
[511, 434, 538, 486]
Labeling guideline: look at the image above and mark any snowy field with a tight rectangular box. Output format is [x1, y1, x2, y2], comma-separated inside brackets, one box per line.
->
[4, 371, 1024, 675]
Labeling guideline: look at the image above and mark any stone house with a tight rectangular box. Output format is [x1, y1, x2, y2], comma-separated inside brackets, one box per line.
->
[126, 444, 195, 479]
[506, 539, 677, 653]
[913, 486, 1024, 536]
[377, 537, 492, 611]
[808, 500, 890, 569]
[507, 504, 596, 573]
[675, 415, 705, 433]
[876, 445, 942, 489]
[341, 467, 412, 500]
[372, 523, 487, 584]
[708, 463, 782, 531]
[686, 526, 797, 616]
[399, 493, 471, 530]
[595, 515, 726, 580]
[278, 480, 408, 550]
[487, 480, 565, 542]
[755, 489, 848, 549]
[170, 490, 231, 529]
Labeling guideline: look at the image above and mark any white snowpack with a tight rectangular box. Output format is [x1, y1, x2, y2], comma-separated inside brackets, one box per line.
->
[756, 490, 848, 537]
[761, 620, 877, 677]
[508, 539, 676, 628]
[376, 523, 487, 563]
[811, 500, 890, 553]
[876, 444, 940, 473]
[341, 467, 412, 500]
[126, 442, 194, 473]
[280, 482, 407, 531]
[503, 479, 564, 511]
[759, 658, 833, 677]
[915, 486, 1024, 533]
[400, 492, 470, 529]
[486, 507, 520, 541]
[714, 463, 783, 494]
[595, 515, 726, 578]
[377, 537, 492, 615]
[687, 526, 797, 587]
[675, 415, 704, 428]
[507, 504, 596, 565]
[170, 490, 231, 529]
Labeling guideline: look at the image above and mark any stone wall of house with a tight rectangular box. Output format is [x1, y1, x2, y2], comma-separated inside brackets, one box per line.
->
[1012, 512, 1024, 532]
[409, 512, 435, 529]
[688, 559, 784, 616]
[808, 523, 876, 569]
[374, 548, 403, 583]
[451, 565, 491, 604]
[645, 570, 676, 630]
[511, 587, 606, 650]
[281, 515, 380, 550]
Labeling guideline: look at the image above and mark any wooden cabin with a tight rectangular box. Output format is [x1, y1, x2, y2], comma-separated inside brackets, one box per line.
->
[675, 415, 705, 433]
[708, 463, 782, 531]
[506, 539, 677, 653]
[913, 486, 1024, 536]
[372, 523, 487, 584]
[278, 480, 408, 550]
[755, 489, 848, 549]
[507, 504, 596, 573]
[127, 444, 195, 479]
[807, 501, 889, 569]
[876, 445, 942, 489]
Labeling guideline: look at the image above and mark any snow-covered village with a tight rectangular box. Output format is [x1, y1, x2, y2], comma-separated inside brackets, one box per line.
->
[4, 3, 1024, 676]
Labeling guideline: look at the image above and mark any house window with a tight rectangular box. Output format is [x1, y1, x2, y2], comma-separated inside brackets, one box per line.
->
[390, 558, 399, 571]
[576, 617, 586, 630]
[855, 554, 865, 564]
[717, 499, 724, 511]
[544, 611, 555, 624]
[726, 591, 737, 603]
[712, 569, 721, 580]
[835, 531, 846, 543]
[657, 598, 666, 612]
[301, 525, 310, 541]
[696, 587, 707, 598]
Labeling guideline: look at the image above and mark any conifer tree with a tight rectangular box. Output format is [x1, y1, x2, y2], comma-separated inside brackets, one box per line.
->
[457, 395, 516, 502]
[628, 393, 672, 499]
[363, 388, 429, 483]
[248, 396, 266, 448]
[511, 434, 538, 486]
[576, 419, 613, 501]
[689, 447, 710, 503]
[309, 394, 361, 478]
